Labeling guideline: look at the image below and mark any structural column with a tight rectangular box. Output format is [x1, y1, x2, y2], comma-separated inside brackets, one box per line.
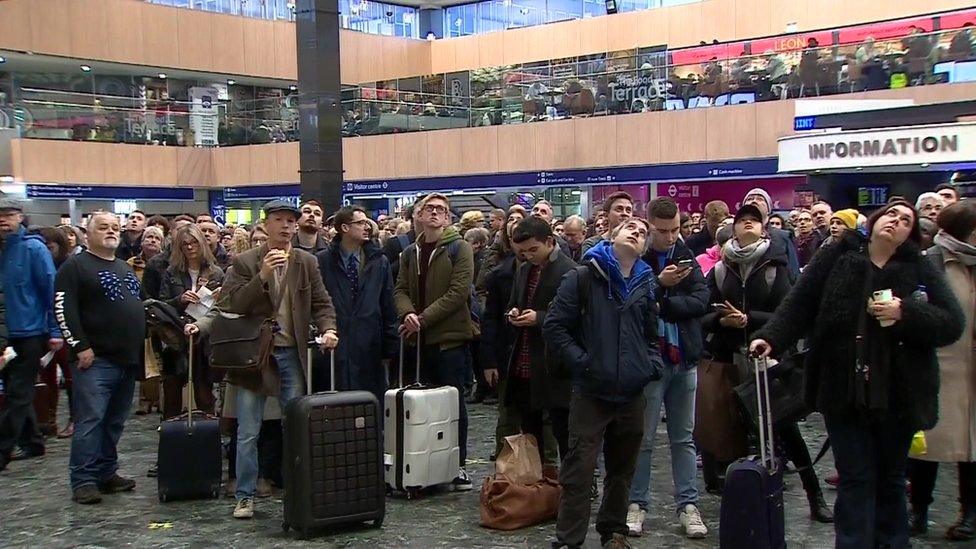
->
[296, 0, 344, 214]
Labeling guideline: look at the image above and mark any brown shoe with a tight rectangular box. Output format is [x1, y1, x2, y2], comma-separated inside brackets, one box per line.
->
[57, 422, 74, 439]
[72, 484, 103, 504]
[97, 474, 136, 494]
[256, 477, 273, 498]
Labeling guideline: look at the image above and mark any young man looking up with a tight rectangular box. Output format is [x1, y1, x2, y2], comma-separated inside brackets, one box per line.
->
[294, 199, 329, 255]
[215, 199, 338, 519]
[581, 191, 634, 256]
[316, 206, 397, 402]
[627, 197, 710, 540]
[116, 210, 146, 261]
[394, 193, 476, 491]
[484, 217, 576, 463]
[56, 211, 145, 503]
[544, 218, 664, 549]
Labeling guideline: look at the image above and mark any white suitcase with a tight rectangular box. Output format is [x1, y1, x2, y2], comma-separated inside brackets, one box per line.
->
[383, 336, 460, 497]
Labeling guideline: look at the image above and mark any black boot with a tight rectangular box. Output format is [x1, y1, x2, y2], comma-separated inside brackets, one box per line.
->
[807, 488, 834, 523]
[947, 505, 976, 541]
[911, 505, 929, 536]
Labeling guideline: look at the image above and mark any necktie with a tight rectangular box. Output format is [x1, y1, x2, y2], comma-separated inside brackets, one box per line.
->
[347, 253, 359, 300]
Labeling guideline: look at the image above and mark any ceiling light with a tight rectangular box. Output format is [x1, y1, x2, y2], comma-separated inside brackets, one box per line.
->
[0, 56, 6, 64]
[920, 163, 930, 168]
[227, 79, 236, 85]
[289, 85, 297, 91]
[80, 65, 92, 72]
[157, 73, 167, 79]
[855, 167, 863, 171]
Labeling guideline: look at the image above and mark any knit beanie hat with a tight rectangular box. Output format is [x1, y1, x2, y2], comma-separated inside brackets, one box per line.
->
[742, 188, 772, 217]
[831, 209, 858, 230]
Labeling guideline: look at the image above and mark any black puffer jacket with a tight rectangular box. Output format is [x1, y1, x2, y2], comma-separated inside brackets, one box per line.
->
[756, 231, 965, 431]
[703, 236, 793, 362]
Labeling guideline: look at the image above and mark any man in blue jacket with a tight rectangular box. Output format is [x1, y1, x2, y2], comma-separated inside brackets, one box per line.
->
[544, 217, 663, 549]
[627, 197, 710, 539]
[0, 198, 62, 472]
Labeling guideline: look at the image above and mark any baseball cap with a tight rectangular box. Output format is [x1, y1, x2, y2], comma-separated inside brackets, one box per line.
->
[734, 204, 764, 224]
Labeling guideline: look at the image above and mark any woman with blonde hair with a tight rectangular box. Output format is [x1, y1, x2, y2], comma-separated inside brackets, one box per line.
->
[159, 224, 224, 419]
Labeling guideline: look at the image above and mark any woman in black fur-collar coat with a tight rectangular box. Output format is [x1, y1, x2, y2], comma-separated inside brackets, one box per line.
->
[751, 200, 965, 549]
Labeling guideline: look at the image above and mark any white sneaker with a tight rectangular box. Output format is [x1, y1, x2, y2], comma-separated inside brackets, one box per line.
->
[625, 503, 646, 537]
[233, 497, 254, 519]
[678, 504, 708, 539]
[452, 467, 473, 491]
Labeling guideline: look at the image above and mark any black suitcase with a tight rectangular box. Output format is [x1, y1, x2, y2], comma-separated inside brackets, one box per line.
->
[157, 338, 222, 502]
[719, 356, 786, 549]
[282, 345, 385, 538]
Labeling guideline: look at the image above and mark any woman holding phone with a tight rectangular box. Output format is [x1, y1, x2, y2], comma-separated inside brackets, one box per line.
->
[750, 199, 964, 548]
[701, 204, 831, 522]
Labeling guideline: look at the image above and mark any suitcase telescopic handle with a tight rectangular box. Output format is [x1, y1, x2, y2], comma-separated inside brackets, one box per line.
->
[397, 327, 421, 389]
[306, 340, 337, 395]
[753, 356, 776, 470]
[187, 336, 195, 430]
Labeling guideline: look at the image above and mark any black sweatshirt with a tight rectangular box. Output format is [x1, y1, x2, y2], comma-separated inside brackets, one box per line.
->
[55, 252, 146, 368]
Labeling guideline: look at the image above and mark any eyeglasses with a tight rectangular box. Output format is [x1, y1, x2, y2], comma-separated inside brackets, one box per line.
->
[349, 219, 371, 227]
[423, 204, 448, 215]
[181, 240, 199, 248]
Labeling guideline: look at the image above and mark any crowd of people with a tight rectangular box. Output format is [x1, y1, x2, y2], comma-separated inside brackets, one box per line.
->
[0, 180, 974, 548]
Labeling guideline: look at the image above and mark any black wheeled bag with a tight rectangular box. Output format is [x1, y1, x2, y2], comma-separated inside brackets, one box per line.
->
[157, 338, 222, 502]
[282, 344, 385, 538]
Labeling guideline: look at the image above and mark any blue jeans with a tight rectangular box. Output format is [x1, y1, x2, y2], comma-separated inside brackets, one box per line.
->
[826, 413, 914, 549]
[235, 347, 304, 500]
[628, 363, 699, 512]
[69, 358, 136, 490]
[419, 344, 469, 464]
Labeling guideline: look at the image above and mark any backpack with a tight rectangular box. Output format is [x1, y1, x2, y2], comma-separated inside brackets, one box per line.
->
[713, 261, 777, 292]
[404, 239, 482, 324]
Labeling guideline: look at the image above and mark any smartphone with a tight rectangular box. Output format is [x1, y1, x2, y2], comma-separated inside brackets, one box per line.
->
[711, 303, 730, 310]
[676, 259, 695, 271]
[507, 308, 521, 318]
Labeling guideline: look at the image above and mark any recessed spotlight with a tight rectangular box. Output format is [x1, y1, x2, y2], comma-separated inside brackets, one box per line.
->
[80, 65, 92, 72]
[157, 73, 167, 79]
[289, 85, 297, 91]
[227, 79, 236, 85]
[920, 162, 930, 168]
[855, 167, 863, 171]
[0, 56, 6, 64]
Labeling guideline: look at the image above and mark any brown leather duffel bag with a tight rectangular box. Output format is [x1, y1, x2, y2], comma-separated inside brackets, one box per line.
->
[479, 473, 561, 530]
[694, 358, 749, 462]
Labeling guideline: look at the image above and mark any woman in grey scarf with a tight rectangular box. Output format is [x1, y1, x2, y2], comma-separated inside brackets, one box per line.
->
[701, 203, 834, 522]
[908, 200, 976, 541]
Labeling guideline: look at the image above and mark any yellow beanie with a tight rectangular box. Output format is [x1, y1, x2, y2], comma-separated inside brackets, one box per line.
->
[831, 209, 858, 230]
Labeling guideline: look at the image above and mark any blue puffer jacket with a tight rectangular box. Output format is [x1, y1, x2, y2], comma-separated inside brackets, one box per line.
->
[0, 226, 59, 339]
[543, 242, 663, 403]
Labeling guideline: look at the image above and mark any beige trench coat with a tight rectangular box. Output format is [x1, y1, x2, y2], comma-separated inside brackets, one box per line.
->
[922, 248, 976, 462]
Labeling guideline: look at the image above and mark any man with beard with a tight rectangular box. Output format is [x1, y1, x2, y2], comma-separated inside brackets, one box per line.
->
[55, 211, 145, 503]
[293, 200, 329, 255]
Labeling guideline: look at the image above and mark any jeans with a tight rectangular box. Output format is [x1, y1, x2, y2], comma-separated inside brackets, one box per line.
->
[555, 390, 645, 547]
[628, 363, 699, 512]
[0, 336, 49, 455]
[235, 347, 304, 500]
[419, 344, 469, 464]
[908, 459, 976, 510]
[826, 413, 914, 549]
[69, 358, 137, 490]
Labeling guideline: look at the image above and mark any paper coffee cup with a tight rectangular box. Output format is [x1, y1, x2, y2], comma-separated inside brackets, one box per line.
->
[873, 289, 895, 327]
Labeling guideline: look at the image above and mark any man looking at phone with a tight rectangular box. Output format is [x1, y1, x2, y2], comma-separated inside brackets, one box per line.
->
[483, 217, 576, 464]
[627, 197, 710, 539]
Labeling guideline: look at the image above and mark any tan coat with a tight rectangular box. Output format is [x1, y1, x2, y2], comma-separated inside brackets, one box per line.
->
[922, 248, 976, 462]
[216, 244, 337, 395]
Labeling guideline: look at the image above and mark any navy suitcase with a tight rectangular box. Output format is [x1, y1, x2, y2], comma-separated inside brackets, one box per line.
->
[719, 356, 786, 549]
[282, 345, 385, 539]
[157, 338, 222, 502]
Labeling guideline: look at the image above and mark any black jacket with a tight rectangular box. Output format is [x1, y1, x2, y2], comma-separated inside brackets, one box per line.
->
[480, 253, 518, 372]
[141, 251, 170, 300]
[159, 263, 225, 314]
[755, 231, 965, 431]
[504, 248, 577, 411]
[703, 237, 792, 361]
[543, 258, 664, 404]
[382, 230, 415, 281]
[685, 230, 715, 257]
[116, 231, 143, 261]
[317, 241, 397, 400]
[643, 239, 710, 366]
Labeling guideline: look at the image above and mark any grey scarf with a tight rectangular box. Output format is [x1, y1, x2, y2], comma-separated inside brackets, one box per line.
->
[722, 237, 771, 280]
[934, 230, 976, 267]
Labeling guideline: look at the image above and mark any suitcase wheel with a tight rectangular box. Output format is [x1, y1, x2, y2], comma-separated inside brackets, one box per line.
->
[406, 487, 420, 500]
[281, 522, 290, 533]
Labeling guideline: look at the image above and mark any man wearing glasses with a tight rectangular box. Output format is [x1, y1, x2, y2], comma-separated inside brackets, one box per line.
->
[316, 206, 397, 401]
[394, 193, 476, 491]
